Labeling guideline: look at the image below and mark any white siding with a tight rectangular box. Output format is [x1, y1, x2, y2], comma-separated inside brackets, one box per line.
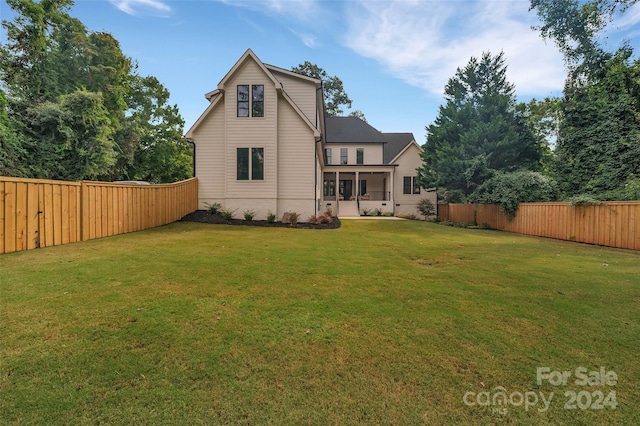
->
[325, 144, 384, 165]
[270, 70, 317, 123]
[224, 58, 278, 200]
[277, 96, 316, 218]
[393, 144, 436, 217]
[193, 101, 225, 209]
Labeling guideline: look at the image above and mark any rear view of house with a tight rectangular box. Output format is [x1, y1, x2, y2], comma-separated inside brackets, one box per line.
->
[186, 49, 434, 220]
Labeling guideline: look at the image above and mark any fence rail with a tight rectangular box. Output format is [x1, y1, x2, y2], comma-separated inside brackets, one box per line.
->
[438, 202, 639, 250]
[1, 177, 198, 254]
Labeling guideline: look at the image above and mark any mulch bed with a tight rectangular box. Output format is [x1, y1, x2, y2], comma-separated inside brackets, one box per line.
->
[179, 210, 341, 229]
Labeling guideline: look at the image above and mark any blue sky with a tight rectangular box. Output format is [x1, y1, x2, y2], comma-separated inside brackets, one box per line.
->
[2, 0, 640, 143]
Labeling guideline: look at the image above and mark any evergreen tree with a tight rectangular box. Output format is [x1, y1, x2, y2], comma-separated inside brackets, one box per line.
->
[417, 51, 543, 201]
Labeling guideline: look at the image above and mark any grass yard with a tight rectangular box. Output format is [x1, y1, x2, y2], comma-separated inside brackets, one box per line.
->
[1, 219, 638, 425]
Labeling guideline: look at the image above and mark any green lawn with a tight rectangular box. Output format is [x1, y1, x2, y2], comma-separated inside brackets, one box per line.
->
[1, 220, 638, 425]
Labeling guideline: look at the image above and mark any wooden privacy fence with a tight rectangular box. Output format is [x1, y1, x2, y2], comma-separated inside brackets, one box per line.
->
[438, 202, 640, 250]
[1, 177, 198, 254]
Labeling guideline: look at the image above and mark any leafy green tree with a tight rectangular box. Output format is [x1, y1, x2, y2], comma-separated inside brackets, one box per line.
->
[291, 61, 352, 116]
[24, 90, 115, 180]
[1, 0, 192, 182]
[123, 75, 192, 183]
[1, 0, 85, 102]
[554, 49, 640, 198]
[0, 90, 29, 176]
[348, 109, 367, 122]
[530, 0, 640, 200]
[530, 0, 637, 71]
[417, 51, 543, 201]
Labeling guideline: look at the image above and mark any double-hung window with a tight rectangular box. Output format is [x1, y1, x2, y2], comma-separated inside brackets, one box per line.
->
[356, 148, 364, 165]
[237, 85, 264, 117]
[403, 176, 420, 194]
[340, 148, 348, 165]
[325, 148, 332, 165]
[237, 148, 264, 180]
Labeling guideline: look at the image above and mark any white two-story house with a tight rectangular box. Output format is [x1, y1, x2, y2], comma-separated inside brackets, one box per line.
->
[186, 49, 435, 220]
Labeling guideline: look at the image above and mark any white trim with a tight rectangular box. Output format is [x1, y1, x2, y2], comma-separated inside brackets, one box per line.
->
[185, 93, 224, 139]
[389, 139, 421, 164]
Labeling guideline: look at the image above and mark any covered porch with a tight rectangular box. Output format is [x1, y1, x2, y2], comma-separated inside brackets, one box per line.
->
[321, 167, 396, 217]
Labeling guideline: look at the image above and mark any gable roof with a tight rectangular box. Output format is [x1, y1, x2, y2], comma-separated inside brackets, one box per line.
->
[325, 117, 387, 143]
[185, 49, 321, 139]
[218, 48, 281, 92]
[383, 133, 417, 164]
[265, 64, 322, 85]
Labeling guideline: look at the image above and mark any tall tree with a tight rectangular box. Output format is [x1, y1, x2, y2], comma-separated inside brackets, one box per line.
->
[531, 0, 640, 199]
[417, 51, 543, 202]
[123, 75, 191, 183]
[291, 61, 352, 116]
[1, 0, 192, 182]
[530, 0, 637, 70]
[554, 49, 640, 198]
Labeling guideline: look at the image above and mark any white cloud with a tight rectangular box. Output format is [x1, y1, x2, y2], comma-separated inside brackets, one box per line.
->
[217, 0, 331, 47]
[343, 0, 566, 97]
[289, 28, 319, 48]
[218, 0, 324, 24]
[110, 0, 172, 16]
[609, 3, 640, 40]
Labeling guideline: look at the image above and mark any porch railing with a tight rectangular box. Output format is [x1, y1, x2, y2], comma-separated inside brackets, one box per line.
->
[358, 191, 390, 201]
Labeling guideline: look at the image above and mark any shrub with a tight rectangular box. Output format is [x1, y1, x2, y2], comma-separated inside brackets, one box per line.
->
[417, 198, 435, 219]
[319, 213, 333, 224]
[243, 210, 255, 221]
[382, 211, 393, 217]
[361, 208, 371, 216]
[267, 211, 276, 223]
[219, 208, 236, 220]
[470, 170, 558, 219]
[325, 206, 333, 217]
[308, 215, 320, 225]
[372, 208, 382, 216]
[205, 202, 222, 215]
[396, 212, 418, 220]
[288, 211, 300, 226]
[569, 194, 602, 206]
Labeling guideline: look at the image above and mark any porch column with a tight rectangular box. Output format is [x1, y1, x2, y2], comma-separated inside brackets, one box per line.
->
[390, 171, 394, 205]
[336, 171, 339, 201]
[355, 171, 359, 198]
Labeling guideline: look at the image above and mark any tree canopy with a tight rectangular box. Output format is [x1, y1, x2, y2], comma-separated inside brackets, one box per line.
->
[530, 0, 640, 200]
[0, 0, 192, 182]
[417, 51, 544, 203]
[291, 61, 354, 117]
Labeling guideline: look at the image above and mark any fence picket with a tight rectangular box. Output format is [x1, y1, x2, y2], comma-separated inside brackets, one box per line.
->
[438, 202, 640, 250]
[1, 177, 198, 254]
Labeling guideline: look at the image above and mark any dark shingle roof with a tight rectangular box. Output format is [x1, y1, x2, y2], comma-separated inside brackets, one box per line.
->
[325, 117, 387, 143]
[382, 133, 416, 164]
[324, 117, 416, 165]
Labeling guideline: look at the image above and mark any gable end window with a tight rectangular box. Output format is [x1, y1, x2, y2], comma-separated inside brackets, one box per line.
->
[252, 85, 264, 117]
[403, 176, 420, 194]
[237, 147, 264, 180]
[237, 84, 264, 117]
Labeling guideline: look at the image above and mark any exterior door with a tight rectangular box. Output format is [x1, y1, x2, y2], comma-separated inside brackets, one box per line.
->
[339, 180, 353, 200]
